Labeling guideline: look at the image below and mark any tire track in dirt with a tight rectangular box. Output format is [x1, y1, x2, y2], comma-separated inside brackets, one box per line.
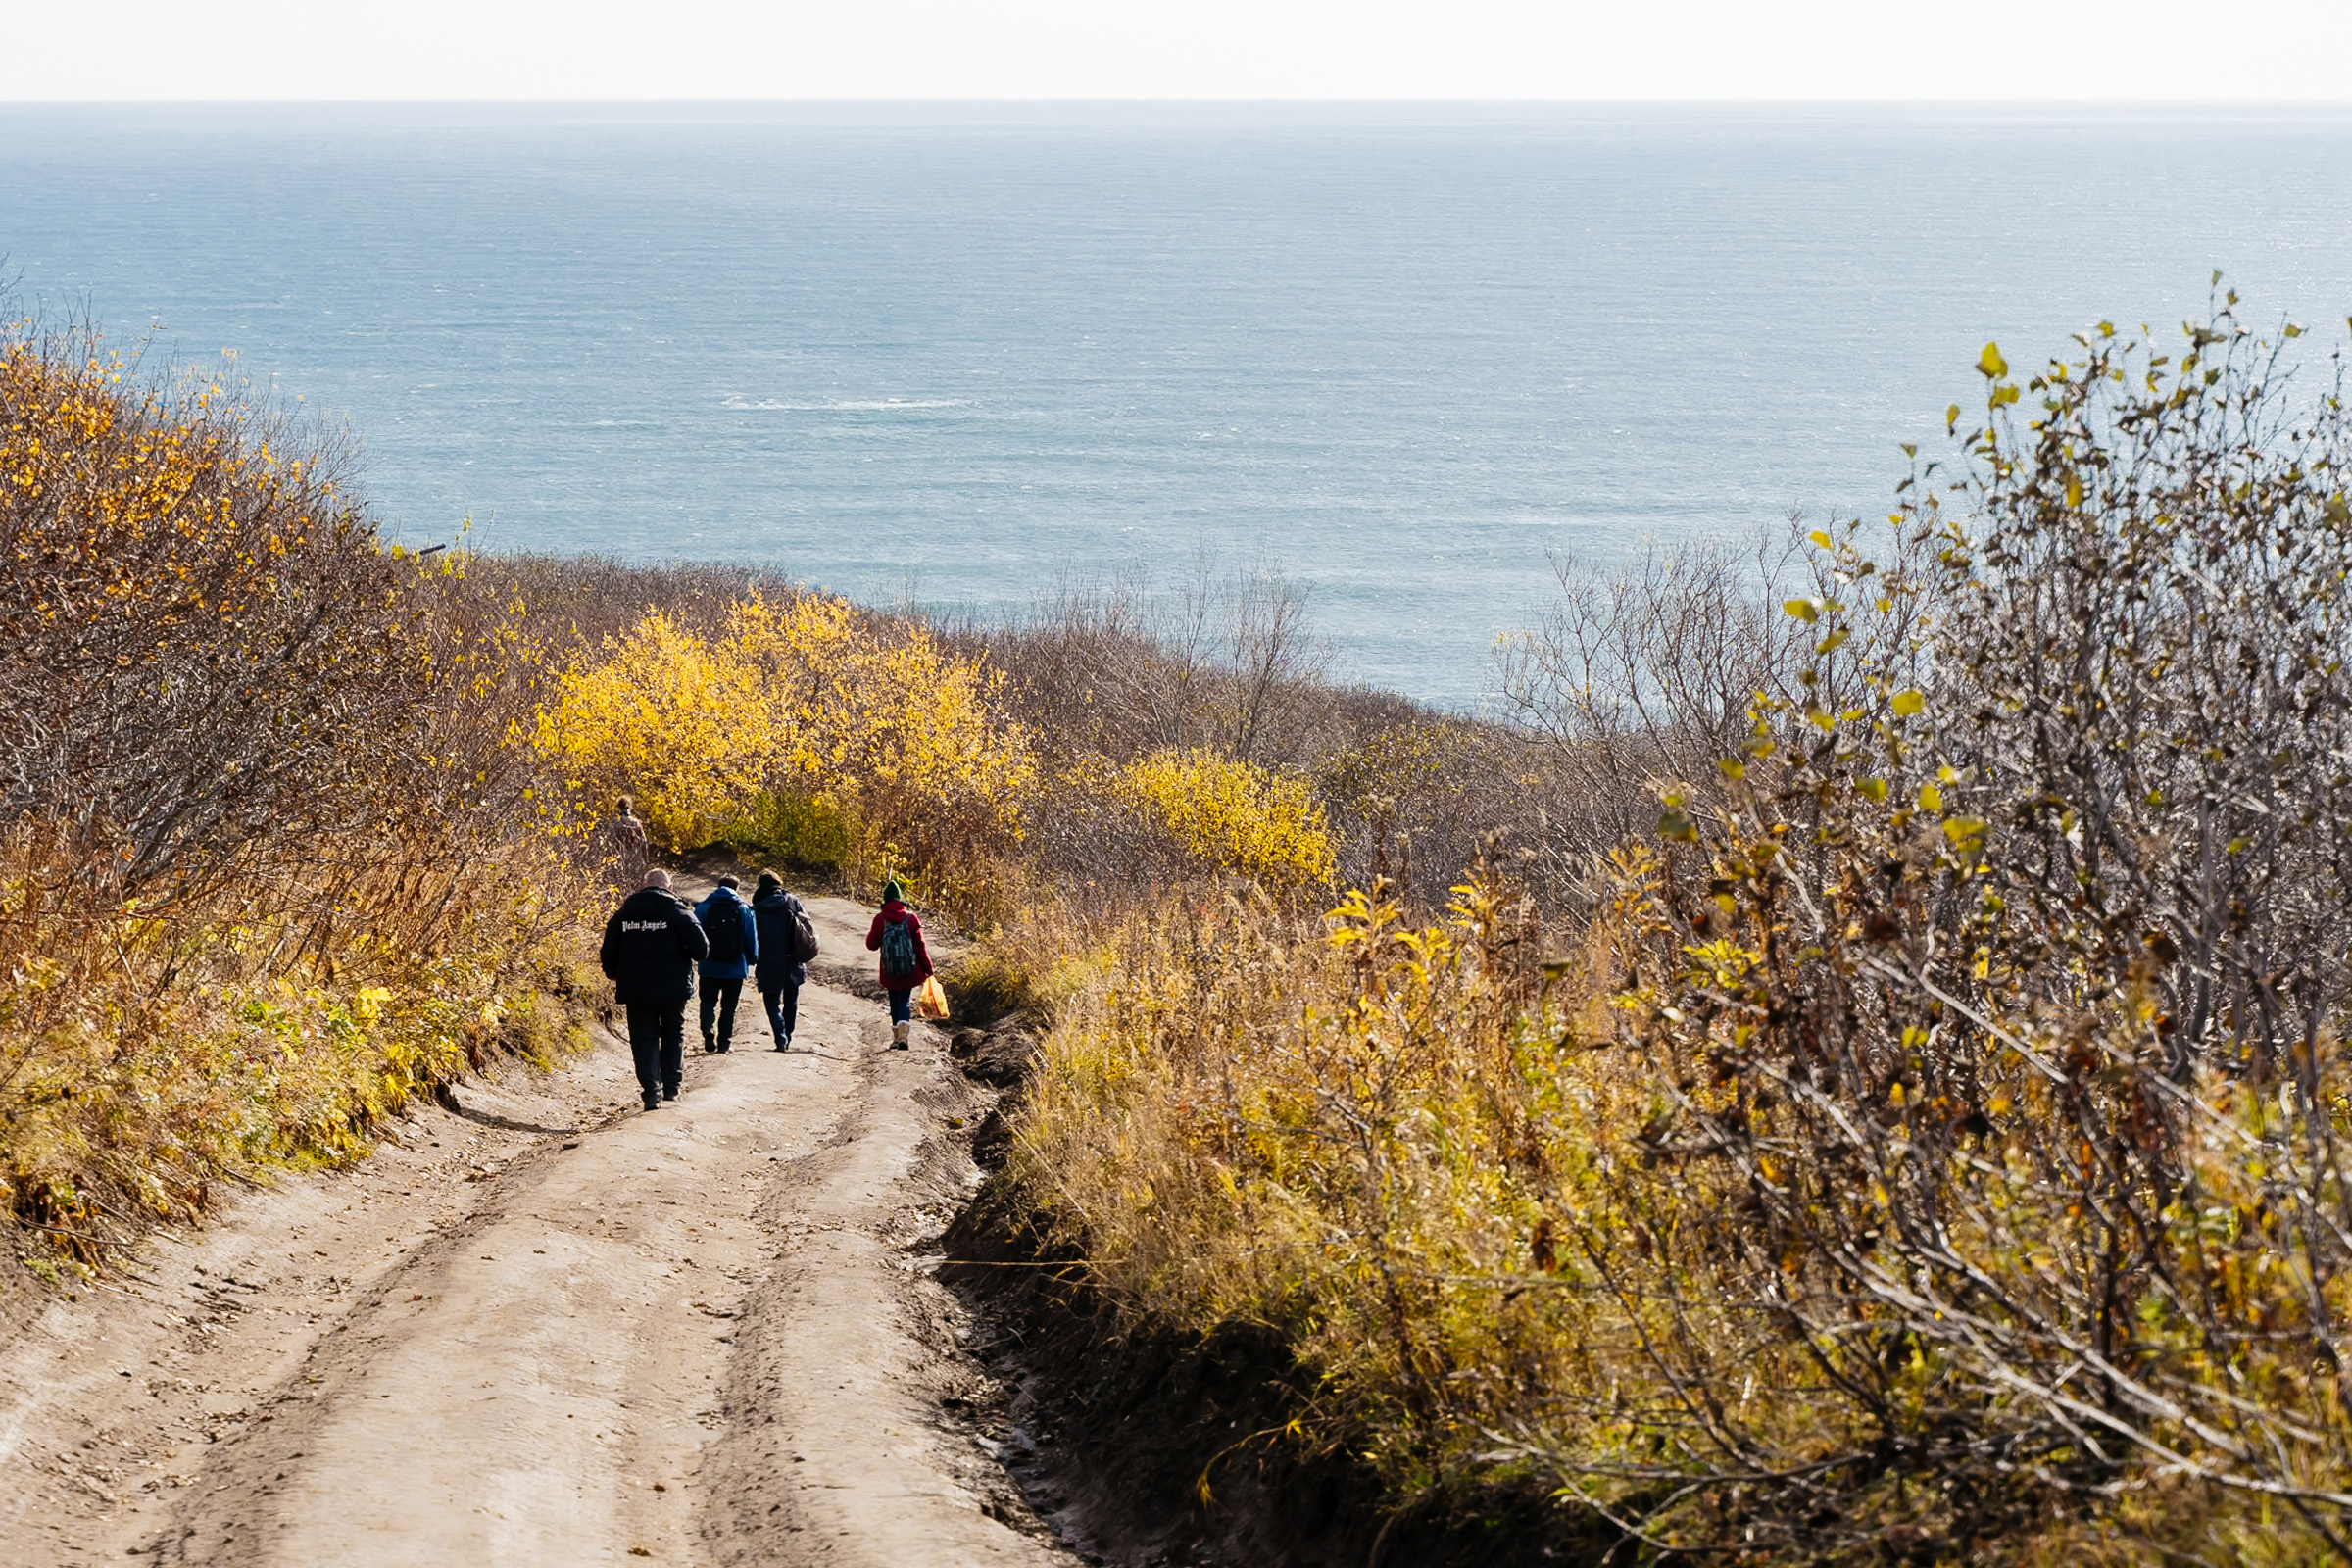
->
[0, 893, 1073, 1567]
[697, 1025, 1061, 1566]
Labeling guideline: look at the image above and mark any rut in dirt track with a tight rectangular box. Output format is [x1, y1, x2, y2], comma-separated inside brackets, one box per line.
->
[0, 893, 1072, 1568]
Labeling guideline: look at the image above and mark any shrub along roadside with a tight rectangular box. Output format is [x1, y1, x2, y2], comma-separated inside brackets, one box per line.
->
[983, 298, 2352, 1564]
[535, 593, 1035, 920]
[0, 322, 600, 1274]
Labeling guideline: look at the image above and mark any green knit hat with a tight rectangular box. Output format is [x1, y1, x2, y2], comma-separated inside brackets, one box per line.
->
[882, 878, 904, 903]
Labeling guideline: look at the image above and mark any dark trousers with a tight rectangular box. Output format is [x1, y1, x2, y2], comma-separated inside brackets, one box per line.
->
[888, 987, 913, 1025]
[700, 978, 743, 1049]
[623, 1002, 685, 1100]
[760, 979, 801, 1044]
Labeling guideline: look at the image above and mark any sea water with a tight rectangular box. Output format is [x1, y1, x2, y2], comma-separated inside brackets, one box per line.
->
[7, 102, 2352, 707]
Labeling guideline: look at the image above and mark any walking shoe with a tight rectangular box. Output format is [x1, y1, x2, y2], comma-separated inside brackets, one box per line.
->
[774, 1038, 791, 1053]
[642, 1093, 661, 1110]
[701, 1035, 716, 1054]
[662, 1084, 679, 1101]
[891, 1019, 911, 1050]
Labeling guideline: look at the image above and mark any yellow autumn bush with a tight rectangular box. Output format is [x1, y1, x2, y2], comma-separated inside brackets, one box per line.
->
[0, 326, 597, 1263]
[539, 590, 1034, 914]
[1004, 307, 2352, 1564]
[1117, 749, 1336, 889]
[532, 608, 760, 847]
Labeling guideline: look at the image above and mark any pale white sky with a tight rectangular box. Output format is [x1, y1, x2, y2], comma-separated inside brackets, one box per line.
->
[8, 0, 2352, 101]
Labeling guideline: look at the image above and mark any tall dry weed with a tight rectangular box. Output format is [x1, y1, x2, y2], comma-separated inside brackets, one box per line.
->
[0, 322, 595, 1266]
[1004, 295, 2352, 1562]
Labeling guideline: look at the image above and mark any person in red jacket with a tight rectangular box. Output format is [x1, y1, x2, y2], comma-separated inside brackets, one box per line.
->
[864, 878, 933, 1050]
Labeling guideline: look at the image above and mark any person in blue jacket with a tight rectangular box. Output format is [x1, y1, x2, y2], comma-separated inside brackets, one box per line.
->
[695, 873, 758, 1053]
[750, 870, 813, 1051]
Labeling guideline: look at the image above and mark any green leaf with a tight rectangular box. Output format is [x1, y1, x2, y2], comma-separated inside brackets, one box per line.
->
[1890, 689, 1925, 716]
[1978, 342, 2008, 379]
[1942, 816, 1986, 843]
[1717, 758, 1745, 779]
[1783, 598, 1820, 623]
[1816, 627, 1849, 654]
[1857, 777, 1888, 803]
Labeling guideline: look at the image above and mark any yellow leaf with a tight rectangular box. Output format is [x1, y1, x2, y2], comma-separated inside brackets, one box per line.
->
[1978, 342, 2008, 379]
[1890, 689, 1925, 716]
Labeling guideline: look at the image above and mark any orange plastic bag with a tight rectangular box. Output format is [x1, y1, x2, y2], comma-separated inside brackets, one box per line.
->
[915, 976, 950, 1021]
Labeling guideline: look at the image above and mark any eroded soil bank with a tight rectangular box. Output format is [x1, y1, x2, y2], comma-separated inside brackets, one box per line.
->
[941, 1182, 1595, 1568]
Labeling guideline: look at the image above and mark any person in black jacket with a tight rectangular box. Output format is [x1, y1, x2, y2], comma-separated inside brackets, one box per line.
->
[599, 868, 709, 1110]
[750, 870, 812, 1051]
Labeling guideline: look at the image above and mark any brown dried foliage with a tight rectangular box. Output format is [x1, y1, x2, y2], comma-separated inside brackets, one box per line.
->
[0, 323, 591, 1263]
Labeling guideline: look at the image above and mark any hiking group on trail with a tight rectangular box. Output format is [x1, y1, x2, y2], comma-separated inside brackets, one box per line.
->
[596, 859, 865, 1110]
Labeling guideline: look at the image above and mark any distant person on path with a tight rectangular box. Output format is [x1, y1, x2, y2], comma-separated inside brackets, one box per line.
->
[599, 868, 708, 1110]
[696, 873, 758, 1053]
[607, 797, 651, 891]
[751, 870, 817, 1051]
[864, 878, 933, 1051]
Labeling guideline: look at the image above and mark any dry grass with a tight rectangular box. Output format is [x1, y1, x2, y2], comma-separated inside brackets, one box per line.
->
[995, 300, 2352, 1563]
[0, 321, 600, 1272]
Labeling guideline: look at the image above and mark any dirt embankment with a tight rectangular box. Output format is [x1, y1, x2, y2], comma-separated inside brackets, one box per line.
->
[940, 1165, 1591, 1568]
[0, 892, 1074, 1568]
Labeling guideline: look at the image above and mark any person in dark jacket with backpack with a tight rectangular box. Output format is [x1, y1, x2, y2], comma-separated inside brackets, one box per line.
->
[750, 870, 816, 1051]
[600, 868, 710, 1109]
[695, 874, 758, 1053]
[863, 878, 933, 1050]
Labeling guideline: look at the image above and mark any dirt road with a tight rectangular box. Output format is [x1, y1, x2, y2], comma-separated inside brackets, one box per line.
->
[0, 894, 1071, 1567]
